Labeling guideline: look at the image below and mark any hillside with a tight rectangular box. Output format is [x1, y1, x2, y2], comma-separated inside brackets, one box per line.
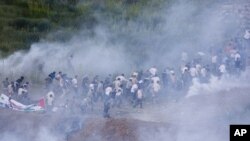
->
[0, 0, 165, 56]
[0, 0, 93, 55]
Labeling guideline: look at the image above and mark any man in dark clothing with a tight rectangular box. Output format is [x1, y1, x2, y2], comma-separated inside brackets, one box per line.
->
[103, 93, 111, 118]
[104, 74, 112, 89]
[16, 76, 24, 84]
[82, 76, 89, 95]
[162, 70, 168, 88]
[49, 71, 56, 80]
[14, 76, 24, 94]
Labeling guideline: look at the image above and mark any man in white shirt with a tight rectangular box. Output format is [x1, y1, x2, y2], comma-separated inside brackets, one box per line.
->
[103, 86, 113, 118]
[115, 87, 123, 108]
[105, 86, 113, 96]
[46, 91, 55, 109]
[113, 78, 121, 90]
[219, 64, 227, 77]
[189, 66, 197, 77]
[116, 74, 126, 82]
[96, 81, 104, 101]
[149, 66, 157, 77]
[18, 86, 27, 97]
[7, 82, 14, 97]
[234, 52, 241, 61]
[17, 86, 28, 103]
[130, 83, 138, 104]
[133, 88, 143, 108]
[151, 81, 161, 103]
[72, 75, 78, 94]
[244, 29, 250, 40]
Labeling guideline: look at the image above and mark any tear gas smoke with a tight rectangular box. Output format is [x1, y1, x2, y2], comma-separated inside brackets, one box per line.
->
[0, 0, 246, 79]
[0, 0, 250, 141]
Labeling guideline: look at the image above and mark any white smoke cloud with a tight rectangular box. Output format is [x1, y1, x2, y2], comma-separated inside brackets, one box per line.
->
[0, 0, 249, 141]
[0, 27, 133, 80]
[187, 68, 250, 97]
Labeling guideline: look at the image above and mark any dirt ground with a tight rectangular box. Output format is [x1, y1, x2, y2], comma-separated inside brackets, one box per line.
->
[0, 109, 171, 141]
[1, 87, 250, 141]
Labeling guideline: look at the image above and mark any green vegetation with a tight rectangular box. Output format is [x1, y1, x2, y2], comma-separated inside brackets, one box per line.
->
[0, 0, 166, 56]
[0, 0, 85, 55]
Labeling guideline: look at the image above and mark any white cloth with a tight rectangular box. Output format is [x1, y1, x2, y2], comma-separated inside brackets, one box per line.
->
[219, 64, 226, 73]
[197, 52, 205, 56]
[113, 80, 121, 90]
[132, 72, 138, 77]
[181, 66, 188, 74]
[59, 78, 64, 87]
[116, 75, 126, 81]
[149, 67, 157, 76]
[116, 88, 123, 96]
[131, 84, 138, 93]
[244, 30, 250, 39]
[152, 83, 161, 93]
[234, 53, 241, 61]
[131, 77, 137, 84]
[190, 67, 197, 77]
[46, 91, 55, 106]
[18, 88, 27, 96]
[89, 83, 95, 90]
[8, 84, 13, 94]
[169, 70, 175, 75]
[72, 78, 78, 87]
[137, 89, 143, 99]
[195, 64, 201, 71]
[105, 87, 112, 96]
[55, 74, 61, 80]
[200, 68, 207, 77]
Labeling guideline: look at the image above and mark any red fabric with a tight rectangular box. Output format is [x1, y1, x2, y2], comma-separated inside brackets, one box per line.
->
[38, 98, 45, 108]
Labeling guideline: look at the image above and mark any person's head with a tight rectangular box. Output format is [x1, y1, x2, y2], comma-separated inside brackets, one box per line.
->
[5, 77, 8, 80]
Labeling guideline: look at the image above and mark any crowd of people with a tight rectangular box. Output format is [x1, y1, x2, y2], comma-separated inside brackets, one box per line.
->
[1, 31, 250, 118]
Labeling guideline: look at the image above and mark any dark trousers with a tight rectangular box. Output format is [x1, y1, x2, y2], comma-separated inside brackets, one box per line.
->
[133, 98, 142, 108]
